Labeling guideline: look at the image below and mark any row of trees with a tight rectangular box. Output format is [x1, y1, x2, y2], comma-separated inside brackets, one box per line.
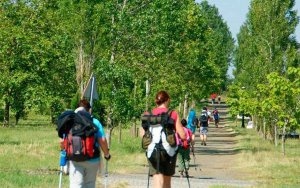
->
[0, 0, 233, 129]
[228, 0, 300, 155]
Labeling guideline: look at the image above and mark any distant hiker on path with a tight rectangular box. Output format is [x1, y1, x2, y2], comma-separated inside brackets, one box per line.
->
[199, 107, 210, 146]
[217, 95, 221, 104]
[141, 91, 186, 188]
[187, 109, 197, 145]
[58, 99, 111, 188]
[177, 119, 193, 178]
[213, 107, 220, 128]
[210, 93, 217, 104]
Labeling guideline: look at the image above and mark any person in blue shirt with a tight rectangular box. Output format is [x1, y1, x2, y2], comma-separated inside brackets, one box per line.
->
[187, 109, 197, 147]
[59, 99, 111, 188]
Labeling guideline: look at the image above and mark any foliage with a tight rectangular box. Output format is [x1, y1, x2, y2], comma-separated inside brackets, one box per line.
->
[230, 0, 300, 149]
[0, 0, 233, 129]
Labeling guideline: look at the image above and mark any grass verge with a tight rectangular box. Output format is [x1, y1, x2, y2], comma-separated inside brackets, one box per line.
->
[233, 125, 300, 188]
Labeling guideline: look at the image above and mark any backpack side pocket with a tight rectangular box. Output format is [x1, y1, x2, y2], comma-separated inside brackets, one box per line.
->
[142, 130, 152, 150]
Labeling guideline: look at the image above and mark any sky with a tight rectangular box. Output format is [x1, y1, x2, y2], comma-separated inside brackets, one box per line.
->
[196, 0, 300, 41]
[196, 0, 300, 77]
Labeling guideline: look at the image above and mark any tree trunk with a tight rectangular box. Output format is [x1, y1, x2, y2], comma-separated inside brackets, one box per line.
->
[178, 102, 182, 118]
[183, 93, 188, 119]
[241, 111, 245, 128]
[274, 123, 278, 146]
[3, 101, 10, 127]
[281, 124, 286, 156]
[255, 115, 259, 132]
[263, 118, 266, 140]
[76, 40, 85, 95]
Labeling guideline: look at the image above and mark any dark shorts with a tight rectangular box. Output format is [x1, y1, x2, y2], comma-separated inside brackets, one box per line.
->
[148, 153, 177, 176]
[200, 127, 208, 135]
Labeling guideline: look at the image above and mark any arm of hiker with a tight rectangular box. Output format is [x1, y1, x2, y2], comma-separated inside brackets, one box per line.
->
[176, 114, 186, 140]
[59, 138, 64, 150]
[93, 118, 111, 160]
[98, 137, 110, 160]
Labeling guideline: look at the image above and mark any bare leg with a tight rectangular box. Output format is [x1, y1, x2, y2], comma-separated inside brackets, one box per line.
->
[153, 174, 164, 188]
[163, 175, 171, 188]
[200, 134, 204, 145]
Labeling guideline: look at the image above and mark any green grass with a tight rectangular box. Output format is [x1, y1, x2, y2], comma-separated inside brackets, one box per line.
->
[233, 126, 300, 188]
[0, 126, 61, 188]
[0, 123, 145, 188]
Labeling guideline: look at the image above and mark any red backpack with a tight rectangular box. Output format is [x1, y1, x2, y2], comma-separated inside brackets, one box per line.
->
[57, 110, 100, 161]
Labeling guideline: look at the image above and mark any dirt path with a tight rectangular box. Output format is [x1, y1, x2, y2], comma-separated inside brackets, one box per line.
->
[97, 102, 255, 188]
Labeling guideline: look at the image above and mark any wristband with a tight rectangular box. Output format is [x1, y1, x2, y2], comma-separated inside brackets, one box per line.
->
[104, 154, 111, 160]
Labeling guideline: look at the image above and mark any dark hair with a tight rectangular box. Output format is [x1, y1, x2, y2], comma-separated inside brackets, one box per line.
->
[203, 107, 207, 111]
[155, 90, 170, 106]
[78, 99, 91, 111]
[181, 119, 187, 127]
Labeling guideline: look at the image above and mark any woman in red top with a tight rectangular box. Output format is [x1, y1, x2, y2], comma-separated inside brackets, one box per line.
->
[149, 90, 186, 188]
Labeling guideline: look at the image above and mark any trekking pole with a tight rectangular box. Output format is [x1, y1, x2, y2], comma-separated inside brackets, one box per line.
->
[182, 155, 191, 188]
[105, 159, 108, 188]
[59, 165, 63, 188]
[59, 150, 67, 188]
[58, 134, 67, 188]
[192, 146, 197, 171]
[147, 166, 150, 188]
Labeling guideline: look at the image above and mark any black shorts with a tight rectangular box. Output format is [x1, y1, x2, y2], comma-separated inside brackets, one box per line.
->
[148, 153, 177, 176]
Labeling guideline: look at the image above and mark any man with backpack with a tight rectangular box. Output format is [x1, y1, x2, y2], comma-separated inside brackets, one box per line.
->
[199, 107, 210, 146]
[58, 99, 111, 188]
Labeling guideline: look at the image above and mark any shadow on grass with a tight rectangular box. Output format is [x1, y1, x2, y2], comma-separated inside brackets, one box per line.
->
[206, 140, 238, 144]
[0, 141, 20, 145]
[194, 148, 242, 155]
[207, 133, 238, 137]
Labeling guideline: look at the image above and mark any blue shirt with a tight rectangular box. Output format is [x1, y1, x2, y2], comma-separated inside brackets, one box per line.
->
[88, 118, 106, 162]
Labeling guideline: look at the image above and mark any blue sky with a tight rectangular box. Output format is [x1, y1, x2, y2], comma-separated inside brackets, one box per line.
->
[196, 0, 300, 42]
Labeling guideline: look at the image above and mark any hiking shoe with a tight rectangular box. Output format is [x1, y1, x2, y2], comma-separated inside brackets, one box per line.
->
[204, 142, 207, 146]
[201, 142, 204, 145]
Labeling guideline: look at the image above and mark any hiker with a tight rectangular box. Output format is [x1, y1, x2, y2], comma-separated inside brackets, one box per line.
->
[217, 95, 221, 104]
[187, 109, 197, 146]
[210, 93, 217, 104]
[206, 107, 212, 126]
[177, 119, 193, 178]
[141, 90, 186, 188]
[213, 107, 220, 128]
[59, 99, 111, 188]
[199, 107, 210, 146]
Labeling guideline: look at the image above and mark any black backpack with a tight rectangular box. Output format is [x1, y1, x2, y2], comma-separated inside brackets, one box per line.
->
[192, 117, 199, 126]
[140, 109, 177, 169]
[56, 110, 100, 161]
[199, 111, 208, 123]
